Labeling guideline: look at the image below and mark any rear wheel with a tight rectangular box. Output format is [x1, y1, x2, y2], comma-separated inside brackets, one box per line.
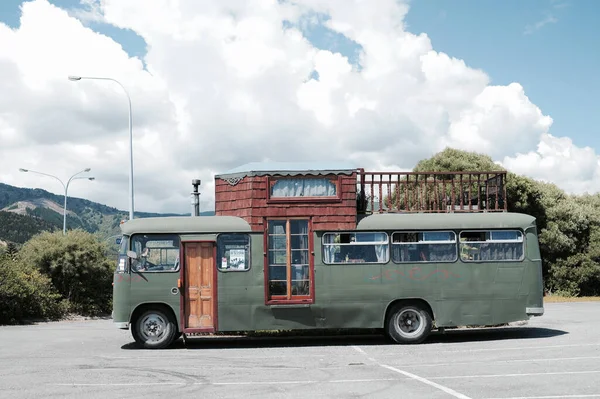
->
[386, 302, 432, 344]
[131, 308, 178, 349]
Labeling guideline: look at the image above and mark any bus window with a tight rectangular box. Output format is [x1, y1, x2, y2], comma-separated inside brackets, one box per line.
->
[459, 230, 524, 262]
[217, 233, 251, 271]
[391, 231, 457, 263]
[130, 234, 181, 272]
[322, 232, 389, 264]
[116, 235, 129, 273]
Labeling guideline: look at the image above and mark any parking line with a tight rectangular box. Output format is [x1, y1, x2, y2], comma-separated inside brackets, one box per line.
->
[432, 343, 600, 354]
[432, 370, 600, 380]
[483, 395, 600, 399]
[398, 355, 600, 368]
[52, 378, 401, 387]
[380, 364, 473, 399]
[351, 346, 472, 399]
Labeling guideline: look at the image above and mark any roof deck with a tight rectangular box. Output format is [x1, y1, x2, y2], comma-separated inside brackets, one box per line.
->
[357, 169, 507, 214]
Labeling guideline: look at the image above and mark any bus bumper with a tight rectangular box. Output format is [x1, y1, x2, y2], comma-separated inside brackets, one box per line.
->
[526, 307, 544, 316]
[114, 321, 130, 329]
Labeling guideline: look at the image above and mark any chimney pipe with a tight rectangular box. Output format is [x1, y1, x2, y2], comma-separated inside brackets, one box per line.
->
[191, 179, 201, 216]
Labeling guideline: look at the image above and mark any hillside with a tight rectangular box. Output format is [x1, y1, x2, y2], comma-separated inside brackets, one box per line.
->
[0, 211, 59, 244]
[0, 182, 212, 244]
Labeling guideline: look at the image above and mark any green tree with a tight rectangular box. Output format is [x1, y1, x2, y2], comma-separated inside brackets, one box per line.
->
[414, 148, 505, 173]
[17, 229, 114, 315]
[0, 250, 64, 324]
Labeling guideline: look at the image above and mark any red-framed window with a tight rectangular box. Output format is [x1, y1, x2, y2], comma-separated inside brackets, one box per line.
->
[266, 176, 342, 203]
[265, 218, 314, 304]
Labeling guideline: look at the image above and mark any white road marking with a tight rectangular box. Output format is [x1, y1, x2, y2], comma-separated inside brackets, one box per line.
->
[429, 343, 600, 354]
[432, 370, 600, 380]
[52, 378, 401, 387]
[398, 355, 600, 368]
[483, 395, 600, 399]
[351, 345, 377, 362]
[380, 364, 473, 399]
[351, 346, 472, 399]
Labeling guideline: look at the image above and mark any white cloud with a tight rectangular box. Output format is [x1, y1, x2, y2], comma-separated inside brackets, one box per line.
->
[502, 134, 600, 195]
[0, 0, 596, 215]
[524, 14, 558, 35]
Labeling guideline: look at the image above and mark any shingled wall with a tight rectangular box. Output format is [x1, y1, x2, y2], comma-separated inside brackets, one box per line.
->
[215, 173, 357, 232]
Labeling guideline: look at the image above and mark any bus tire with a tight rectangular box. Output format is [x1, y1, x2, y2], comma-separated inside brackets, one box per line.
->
[385, 302, 432, 344]
[131, 308, 178, 349]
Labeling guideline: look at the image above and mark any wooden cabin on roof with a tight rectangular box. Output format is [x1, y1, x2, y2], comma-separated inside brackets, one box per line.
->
[214, 161, 507, 232]
[214, 161, 359, 232]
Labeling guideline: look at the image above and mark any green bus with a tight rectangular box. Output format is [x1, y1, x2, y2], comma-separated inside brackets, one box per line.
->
[112, 211, 544, 349]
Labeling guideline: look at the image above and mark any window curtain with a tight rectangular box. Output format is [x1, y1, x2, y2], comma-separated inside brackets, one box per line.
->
[272, 178, 336, 197]
[323, 234, 337, 263]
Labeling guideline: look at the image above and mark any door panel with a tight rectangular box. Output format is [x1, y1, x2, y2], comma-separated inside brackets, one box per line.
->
[184, 242, 215, 329]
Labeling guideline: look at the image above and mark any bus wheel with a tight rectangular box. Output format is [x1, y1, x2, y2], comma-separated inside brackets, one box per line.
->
[132, 308, 178, 349]
[386, 303, 432, 344]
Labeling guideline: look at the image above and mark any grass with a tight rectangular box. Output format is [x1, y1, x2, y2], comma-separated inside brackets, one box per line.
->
[544, 295, 600, 303]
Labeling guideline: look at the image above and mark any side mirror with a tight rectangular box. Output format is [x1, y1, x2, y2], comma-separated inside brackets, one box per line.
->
[116, 237, 122, 245]
[127, 250, 138, 259]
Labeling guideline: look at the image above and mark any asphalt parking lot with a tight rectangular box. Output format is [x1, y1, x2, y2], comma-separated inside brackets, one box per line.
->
[1, 302, 599, 399]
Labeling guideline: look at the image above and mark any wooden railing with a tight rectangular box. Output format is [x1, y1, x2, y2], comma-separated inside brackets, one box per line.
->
[357, 170, 507, 214]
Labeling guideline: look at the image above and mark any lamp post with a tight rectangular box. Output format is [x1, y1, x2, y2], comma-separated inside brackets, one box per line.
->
[68, 75, 134, 221]
[19, 168, 95, 235]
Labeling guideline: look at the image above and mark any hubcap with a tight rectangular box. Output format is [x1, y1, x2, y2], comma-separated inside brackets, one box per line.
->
[140, 314, 167, 341]
[395, 309, 424, 338]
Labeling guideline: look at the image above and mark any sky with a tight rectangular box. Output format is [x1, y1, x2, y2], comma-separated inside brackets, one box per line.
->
[0, 0, 599, 214]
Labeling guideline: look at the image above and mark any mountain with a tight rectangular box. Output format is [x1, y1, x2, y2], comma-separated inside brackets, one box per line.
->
[0, 182, 214, 245]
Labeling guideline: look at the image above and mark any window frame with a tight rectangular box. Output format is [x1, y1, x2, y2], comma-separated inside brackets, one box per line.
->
[322, 231, 390, 265]
[216, 233, 252, 272]
[459, 229, 525, 263]
[266, 175, 343, 204]
[391, 230, 458, 264]
[264, 217, 315, 305]
[130, 233, 182, 273]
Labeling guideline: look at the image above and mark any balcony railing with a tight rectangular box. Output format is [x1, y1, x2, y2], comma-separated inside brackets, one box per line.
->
[357, 170, 507, 214]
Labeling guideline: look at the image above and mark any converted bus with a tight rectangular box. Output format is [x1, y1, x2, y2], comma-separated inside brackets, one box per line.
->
[112, 162, 544, 349]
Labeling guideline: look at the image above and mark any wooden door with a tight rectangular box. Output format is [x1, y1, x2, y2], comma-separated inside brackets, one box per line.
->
[184, 242, 215, 330]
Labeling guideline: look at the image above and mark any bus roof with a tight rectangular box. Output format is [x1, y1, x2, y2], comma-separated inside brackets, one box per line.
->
[120, 216, 252, 235]
[355, 212, 536, 231]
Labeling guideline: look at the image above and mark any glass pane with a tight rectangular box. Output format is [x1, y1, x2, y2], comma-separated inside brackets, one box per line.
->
[355, 232, 387, 243]
[461, 242, 524, 261]
[422, 231, 455, 242]
[393, 233, 418, 243]
[291, 249, 309, 265]
[291, 280, 310, 296]
[271, 178, 336, 197]
[291, 265, 309, 281]
[268, 265, 287, 281]
[269, 235, 287, 250]
[217, 233, 250, 271]
[131, 234, 180, 272]
[291, 235, 309, 250]
[392, 242, 456, 263]
[290, 219, 308, 235]
[268, 220, 286, 235]
[268, 250, 288, 265]
[490, 230, 523, 241]
[269, 281, 287, 296]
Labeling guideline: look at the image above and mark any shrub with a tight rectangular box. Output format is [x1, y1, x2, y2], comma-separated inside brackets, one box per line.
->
[0, 252, 65, 324]
[17, 229, 114, 316]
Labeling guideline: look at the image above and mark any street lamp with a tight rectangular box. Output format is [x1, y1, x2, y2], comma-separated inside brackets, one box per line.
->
[19, 168, 95, 235]
[68, 75, 134, 221]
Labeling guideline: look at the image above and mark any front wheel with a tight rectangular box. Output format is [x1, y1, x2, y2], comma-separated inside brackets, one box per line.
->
[131, 308, 178, 349]
[386, 303, 433, 344]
